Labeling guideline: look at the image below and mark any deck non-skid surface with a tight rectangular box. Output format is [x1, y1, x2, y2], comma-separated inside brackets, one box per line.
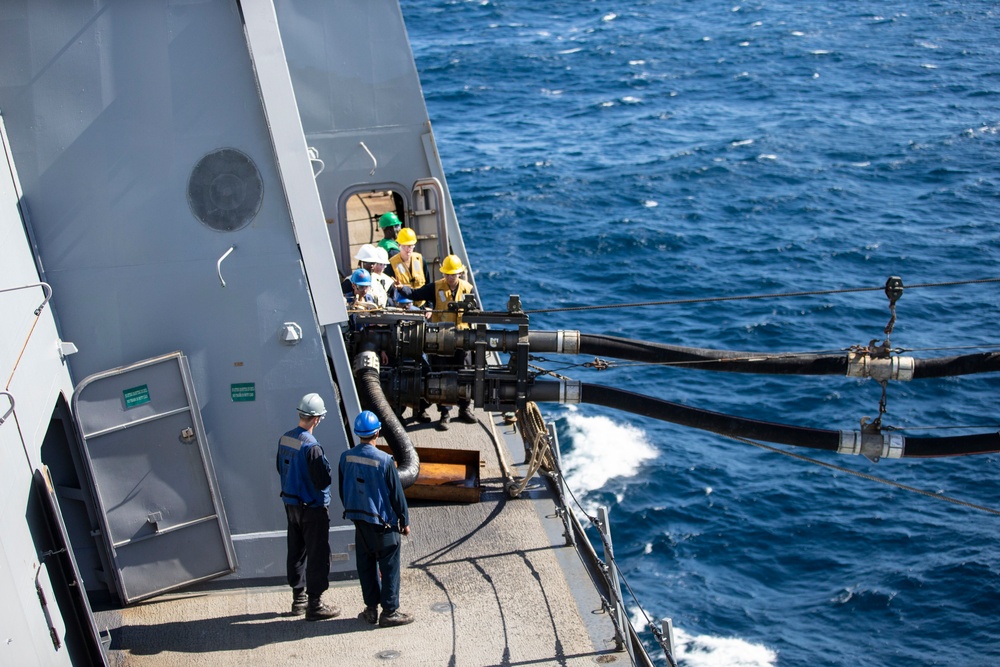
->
[100, 413, 625, 666]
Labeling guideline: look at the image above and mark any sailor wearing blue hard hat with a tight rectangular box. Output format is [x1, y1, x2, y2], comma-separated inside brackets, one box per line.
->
[276, 393, 341, 621]
[346, 268, 379, 311]
[338, 410, 414, 627]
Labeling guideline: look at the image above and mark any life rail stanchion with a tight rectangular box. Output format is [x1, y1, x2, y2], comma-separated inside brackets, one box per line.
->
[597, 506, 634, 663]
[661, 617, 677, 665]
[548, 422, 576, 548]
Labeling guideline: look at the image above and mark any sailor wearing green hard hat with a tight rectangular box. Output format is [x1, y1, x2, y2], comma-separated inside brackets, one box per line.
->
[376, 212, 402, 259]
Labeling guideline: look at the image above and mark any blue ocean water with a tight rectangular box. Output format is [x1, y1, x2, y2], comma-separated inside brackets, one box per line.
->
[400, 1, 1000, 665]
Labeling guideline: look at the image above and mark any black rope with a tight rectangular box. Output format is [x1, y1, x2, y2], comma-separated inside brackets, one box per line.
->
[523, 276, 1000, 315]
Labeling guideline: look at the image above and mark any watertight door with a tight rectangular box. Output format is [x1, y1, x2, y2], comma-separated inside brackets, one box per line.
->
[72, 352, 236, 604]
[411, 178, 448, 266]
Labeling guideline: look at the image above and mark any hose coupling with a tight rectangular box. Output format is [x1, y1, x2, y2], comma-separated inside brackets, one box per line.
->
[352, 349, 380, 373]
[838, 430, 904, 462]
[846, 352, 914, 382]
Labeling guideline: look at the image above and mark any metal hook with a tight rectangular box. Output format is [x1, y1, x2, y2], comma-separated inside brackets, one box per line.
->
[217, 245, 236, 288]
[360, 141, 377, 176]
[0, 391, 14, 426]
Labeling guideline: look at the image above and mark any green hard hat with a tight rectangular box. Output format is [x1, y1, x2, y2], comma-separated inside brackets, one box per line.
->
[378, 212, 401, 228]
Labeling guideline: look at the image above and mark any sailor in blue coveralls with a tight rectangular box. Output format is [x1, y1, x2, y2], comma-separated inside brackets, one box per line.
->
[339, 410, 415, 627]
[276, 393, 341, 621]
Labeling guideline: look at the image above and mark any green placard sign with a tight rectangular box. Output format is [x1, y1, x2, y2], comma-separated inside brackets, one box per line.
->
[123, 384, 150, 409]
[231, 382, 256, 402]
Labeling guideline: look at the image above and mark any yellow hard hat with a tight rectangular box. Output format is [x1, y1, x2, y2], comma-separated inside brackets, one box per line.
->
[440, 254, 466, 275]
[397, 228, 417, 246]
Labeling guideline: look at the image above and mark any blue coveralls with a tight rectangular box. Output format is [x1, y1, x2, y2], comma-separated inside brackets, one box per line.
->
[277, 427, 332, 598]
[338, 443, 410, 613]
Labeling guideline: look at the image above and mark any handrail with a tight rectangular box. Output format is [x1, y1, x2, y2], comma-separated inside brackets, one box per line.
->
[0, 392, 13, 426]
[0, 281, 52, 315]
[2, 282, 54, 390]
[359, 141, 377, 176]
[216, 245, 236, 287]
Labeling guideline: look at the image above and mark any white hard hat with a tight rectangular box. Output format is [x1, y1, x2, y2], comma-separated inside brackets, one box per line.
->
[297, 393, 327, 417]
[374, 247, 390, 265]
[354, 244, 381, 263]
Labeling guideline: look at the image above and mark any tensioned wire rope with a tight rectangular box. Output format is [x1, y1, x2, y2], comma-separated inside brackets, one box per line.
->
[556, 461, 679, 667]
[552, 427, 1000, 663]
[553, 429, 1000, 665]
[731, 435, 1000, 516]
[521, 276, 1000, 314]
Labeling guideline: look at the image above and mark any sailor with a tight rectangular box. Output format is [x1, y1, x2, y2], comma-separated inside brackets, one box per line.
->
[389, 227, 429, 307]
[376, 212, 402, 259]
[343, 245, 391, 307]
[397, 254, 477, 430]
[276, 394, 341, 621]
[345, 268, 379, 311]
[370, 246, 399, 305]
[339, 411, 415, 627]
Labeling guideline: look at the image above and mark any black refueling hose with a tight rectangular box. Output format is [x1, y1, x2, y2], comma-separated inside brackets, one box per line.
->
[579, 333, 848, 374]
[355, 364, 420, 487]
[577, 383, 1000, 457]
[578, 334, 1000, 379]
[900, 432, 1000, 457]
[579, 383, 842, 450]
[910, 352, 1000, 379]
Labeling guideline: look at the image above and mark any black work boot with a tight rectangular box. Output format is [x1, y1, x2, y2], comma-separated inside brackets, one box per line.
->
[414, 405, 432, 423]
[436, 409, 451, 431]
[358, 606, 378, 624]
[291, 588, 308, 615]
[379, 609, 415, 627]
[458, 405, 476, 424]
[305, 596, 341, 621]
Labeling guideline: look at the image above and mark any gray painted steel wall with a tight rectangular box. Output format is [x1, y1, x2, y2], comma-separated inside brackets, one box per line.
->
[0, 0, 356, 583]
[275, 0, 467, 277]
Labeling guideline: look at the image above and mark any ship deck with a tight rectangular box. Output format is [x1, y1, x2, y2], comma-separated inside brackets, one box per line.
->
[97, 410, 630, 666]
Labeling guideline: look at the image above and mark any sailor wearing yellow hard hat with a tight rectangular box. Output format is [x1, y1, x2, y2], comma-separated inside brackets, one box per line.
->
[389, 227, 429, 306]
[396, 254, 477, 430]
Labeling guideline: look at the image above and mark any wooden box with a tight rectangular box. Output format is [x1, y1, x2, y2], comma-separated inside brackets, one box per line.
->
[378, 445, 481, 503]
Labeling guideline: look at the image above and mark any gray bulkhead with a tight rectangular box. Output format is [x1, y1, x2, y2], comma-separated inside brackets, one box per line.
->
[0, 0, 393, 597]
[2, 119, 107, 662]
[273, 0, 478, 292]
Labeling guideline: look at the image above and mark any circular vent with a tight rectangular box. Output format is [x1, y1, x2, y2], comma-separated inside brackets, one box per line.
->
[187, 148, 263, 232]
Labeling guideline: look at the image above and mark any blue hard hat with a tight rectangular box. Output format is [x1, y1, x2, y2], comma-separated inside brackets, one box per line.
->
[353, 410, 382, 437]
[396, 295, 413, 304]
[351, 268, 372, 286]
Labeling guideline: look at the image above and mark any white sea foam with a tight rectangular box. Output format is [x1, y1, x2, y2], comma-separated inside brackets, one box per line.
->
[560, 408, 657, 496]
[627, 611, 777, 667]
[672, 627, 778, 667]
